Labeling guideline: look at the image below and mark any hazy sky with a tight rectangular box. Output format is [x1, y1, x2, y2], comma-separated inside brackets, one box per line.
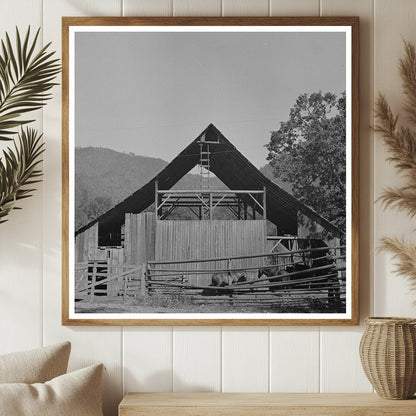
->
[74, 30, 346, 168]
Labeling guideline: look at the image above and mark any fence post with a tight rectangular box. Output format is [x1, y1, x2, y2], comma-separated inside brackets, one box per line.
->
[141, 263, 147, 297]
[123, 268, 128, 300]
[90, 261, 97, 303]
[333, 242, 342, 303]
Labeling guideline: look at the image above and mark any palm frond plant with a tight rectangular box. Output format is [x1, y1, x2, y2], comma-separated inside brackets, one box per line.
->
[375, 40, 416, 295]
[0, 27, 60, 223]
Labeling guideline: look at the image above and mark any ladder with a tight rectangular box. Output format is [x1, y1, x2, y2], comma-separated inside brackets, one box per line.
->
[199, 142, 211, 189]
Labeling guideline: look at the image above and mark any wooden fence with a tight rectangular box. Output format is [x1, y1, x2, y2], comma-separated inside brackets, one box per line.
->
[75, 262, 144, 302]
[146, 246, 346, 308]
[75, 245, 346, 310]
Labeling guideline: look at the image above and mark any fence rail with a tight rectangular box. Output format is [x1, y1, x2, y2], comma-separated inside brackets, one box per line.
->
[147, 246, 345, 265]
[75, 244, 346, 311]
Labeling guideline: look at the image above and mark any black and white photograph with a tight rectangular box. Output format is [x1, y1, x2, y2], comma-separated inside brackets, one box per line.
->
[64, 18, 358, 324]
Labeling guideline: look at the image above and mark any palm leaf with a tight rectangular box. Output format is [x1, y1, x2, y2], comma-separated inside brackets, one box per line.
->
[0, 27, 60, 141]
[0, 127, 45, 222]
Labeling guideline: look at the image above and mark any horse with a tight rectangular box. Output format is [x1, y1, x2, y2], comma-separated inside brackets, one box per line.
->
[201, 272, 246, 296]
[258, 266, 290, 292]
[258, 266, 280, 279]
[285, 263, 314, 289]
[212, 272, 236, 287]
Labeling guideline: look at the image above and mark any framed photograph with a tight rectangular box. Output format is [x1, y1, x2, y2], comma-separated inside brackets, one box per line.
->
[62, 17, 359, 326]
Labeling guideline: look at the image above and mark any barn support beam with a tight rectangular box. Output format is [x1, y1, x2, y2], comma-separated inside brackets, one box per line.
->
[154, 189, 265, 221]
[155, 180, 159, 220]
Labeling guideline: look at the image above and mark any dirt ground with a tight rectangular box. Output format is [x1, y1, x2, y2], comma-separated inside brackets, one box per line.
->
[75, 295, 343, 314]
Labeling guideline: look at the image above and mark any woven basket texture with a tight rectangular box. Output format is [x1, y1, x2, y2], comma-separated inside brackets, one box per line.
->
[359, 317, 416, 399]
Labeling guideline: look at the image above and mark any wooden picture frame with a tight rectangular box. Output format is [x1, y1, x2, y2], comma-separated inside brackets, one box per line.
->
[62, 16, 359, 326]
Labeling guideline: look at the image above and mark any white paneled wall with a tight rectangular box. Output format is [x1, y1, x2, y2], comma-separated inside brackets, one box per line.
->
[0, 0, 43, 356]
[270, 327, 319, 392]
[1, 1, 415, 415]
[222, 327, 269, 392]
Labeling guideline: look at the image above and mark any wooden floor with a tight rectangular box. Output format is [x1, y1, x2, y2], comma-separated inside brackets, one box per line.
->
[119, 392, 416, 416]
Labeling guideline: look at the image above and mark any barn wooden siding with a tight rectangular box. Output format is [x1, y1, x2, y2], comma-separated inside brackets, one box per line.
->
[75, 222, 98, 263]
[124, 212, 156, 265]
[155, 220, 266, 285]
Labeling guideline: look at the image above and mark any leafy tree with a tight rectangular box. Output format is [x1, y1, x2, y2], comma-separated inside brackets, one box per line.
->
[75, 187, 113, 229]
[266, 91, 346, 231]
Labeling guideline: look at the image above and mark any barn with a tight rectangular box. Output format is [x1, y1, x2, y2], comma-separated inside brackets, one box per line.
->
[75, 124, 345, 304]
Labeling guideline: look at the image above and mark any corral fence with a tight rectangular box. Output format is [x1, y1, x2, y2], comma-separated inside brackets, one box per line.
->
[75, 262, 145, 302]
[146, 246, 346, 308]
[75, 245, 346, 309]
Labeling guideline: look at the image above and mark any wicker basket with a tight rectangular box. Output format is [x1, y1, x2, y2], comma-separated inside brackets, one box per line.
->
[359, 317, 416, 399]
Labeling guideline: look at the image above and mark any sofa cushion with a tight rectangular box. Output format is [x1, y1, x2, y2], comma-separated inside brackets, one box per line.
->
[0, 363, 104, 416]
[0, 342, 71, 384]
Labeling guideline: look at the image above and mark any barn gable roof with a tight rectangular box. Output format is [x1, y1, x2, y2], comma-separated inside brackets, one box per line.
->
[76, 124, 344, 238]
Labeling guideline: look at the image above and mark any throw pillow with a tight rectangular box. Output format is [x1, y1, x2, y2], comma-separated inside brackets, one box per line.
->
[0, 363, 104, 416]
[0, 341, 71, 384]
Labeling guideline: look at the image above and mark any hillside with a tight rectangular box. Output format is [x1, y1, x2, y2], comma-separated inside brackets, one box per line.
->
[75, 147, 225, 229]
[75, 147, 291, 230]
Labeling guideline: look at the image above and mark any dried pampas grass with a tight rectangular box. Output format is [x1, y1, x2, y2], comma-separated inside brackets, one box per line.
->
[376, 40, 416, 294]
[378, 237, 416, 293]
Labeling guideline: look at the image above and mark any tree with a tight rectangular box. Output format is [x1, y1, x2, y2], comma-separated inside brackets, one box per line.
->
[75, 187, 113, 230]
[266, 91, 346, 231]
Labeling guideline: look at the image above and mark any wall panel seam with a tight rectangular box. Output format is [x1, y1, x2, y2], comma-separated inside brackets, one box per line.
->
[319, 327, 322, 392]
[319, 328, 322, 392]
[373, 0, 376, 317]
[121, 328, 125, 395]
[268, 326, 271, 392]
[171, 327, 174, 391]
[371, 1, 376, 393]
[41, 0, 45, 349]
[220, 326, 223, 392]
[221, 326, 224, 391]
